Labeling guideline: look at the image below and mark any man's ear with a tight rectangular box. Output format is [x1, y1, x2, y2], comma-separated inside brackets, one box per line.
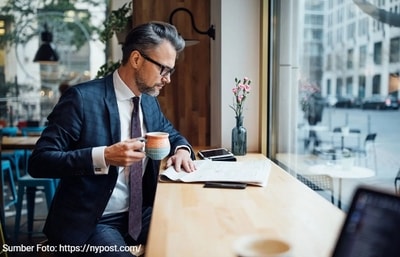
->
[130, 50, 142, 68]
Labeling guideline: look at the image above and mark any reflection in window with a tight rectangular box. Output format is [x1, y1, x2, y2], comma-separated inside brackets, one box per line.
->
[346, 77, 353, 95]
[347, 49, 353, 69]
[390, 37, 400, 63]
[336, 78, 343, 96]
[347, 22, 356, 40]
[374, 42, 382, 65]
[359, 45, 367, 67]
[359, 75, 366, 98]
[372, 75, 381, 94]
[270, 0, 400, 210]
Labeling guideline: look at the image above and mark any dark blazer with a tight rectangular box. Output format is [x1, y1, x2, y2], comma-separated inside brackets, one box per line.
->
[28, 74, 194, 245]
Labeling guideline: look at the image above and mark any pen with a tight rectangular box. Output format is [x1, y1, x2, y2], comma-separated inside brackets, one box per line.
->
[203, 182, 247, 189]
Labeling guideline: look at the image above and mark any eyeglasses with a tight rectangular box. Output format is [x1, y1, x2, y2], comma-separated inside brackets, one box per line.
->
[138, 51, 175, 77]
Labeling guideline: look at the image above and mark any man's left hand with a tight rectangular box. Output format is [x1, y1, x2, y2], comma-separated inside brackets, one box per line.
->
[165, 149, 196, 173]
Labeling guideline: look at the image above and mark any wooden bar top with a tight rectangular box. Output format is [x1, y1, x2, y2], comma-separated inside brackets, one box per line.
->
[146, 153, 345, 257]
[2, 136, 39, 150]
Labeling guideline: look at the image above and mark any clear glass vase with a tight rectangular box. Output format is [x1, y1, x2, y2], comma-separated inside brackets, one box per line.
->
[231, 115, 247, 155]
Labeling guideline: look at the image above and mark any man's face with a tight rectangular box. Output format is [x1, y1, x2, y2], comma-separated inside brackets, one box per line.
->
[135, 42, 177, 96]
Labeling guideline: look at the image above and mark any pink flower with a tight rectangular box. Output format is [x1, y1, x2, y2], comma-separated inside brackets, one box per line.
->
[229, 76, 252, 117]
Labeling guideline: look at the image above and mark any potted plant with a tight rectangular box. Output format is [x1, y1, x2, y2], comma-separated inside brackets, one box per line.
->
[96, 1, 133, 78]
[95, 60, 121, 78]
[100, 1, 133, 44]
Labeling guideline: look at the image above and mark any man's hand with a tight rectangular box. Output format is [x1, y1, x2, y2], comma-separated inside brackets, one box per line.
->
[165, 148, 196, 173]
[104, 138, 146, 166]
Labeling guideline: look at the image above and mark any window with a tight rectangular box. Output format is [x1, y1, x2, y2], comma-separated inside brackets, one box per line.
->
[358, 75, 366, 98]
[327, 79, 331, 94]
[346, 77, 353, 95]
[336, 78, 343, 95]
[347, 49, 353, 69]
[347, 22, 355, 40]
[269, 0, 399, 211]
[372, 75, 381, 94]
[390, 37, 400, 63]
[374, 42, 382, 64]
[359, 45, 367, 67]
[0, 19, 5, 36]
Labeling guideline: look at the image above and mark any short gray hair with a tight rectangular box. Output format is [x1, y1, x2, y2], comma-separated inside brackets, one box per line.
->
[121, 21, 185, 64]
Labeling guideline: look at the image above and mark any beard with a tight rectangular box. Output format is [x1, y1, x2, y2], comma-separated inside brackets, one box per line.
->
[135, 70, 164, 97]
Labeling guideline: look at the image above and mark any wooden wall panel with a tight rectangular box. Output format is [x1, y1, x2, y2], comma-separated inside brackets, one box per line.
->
[133, 0, 211, 147]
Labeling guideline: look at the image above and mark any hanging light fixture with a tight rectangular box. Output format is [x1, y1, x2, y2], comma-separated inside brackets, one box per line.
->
[33, 23, 59, 64]
[169, 7, 215, 47]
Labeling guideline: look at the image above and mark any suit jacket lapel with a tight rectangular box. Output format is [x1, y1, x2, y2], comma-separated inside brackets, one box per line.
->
[141, 94, 157, 132]
[104, 74, 121, 144]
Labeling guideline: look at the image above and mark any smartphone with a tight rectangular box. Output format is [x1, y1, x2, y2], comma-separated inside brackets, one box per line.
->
[198, 148, 235, 160]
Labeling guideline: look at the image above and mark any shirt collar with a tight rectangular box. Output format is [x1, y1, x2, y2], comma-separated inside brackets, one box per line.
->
[113, 70, 137, 101]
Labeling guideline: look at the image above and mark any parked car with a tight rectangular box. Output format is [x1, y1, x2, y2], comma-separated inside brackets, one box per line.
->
[334, 95, 362, 108]
[361, 95, 399, 110]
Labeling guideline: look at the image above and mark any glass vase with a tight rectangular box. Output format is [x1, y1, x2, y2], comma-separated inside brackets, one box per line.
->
[231, 115, 247, 155]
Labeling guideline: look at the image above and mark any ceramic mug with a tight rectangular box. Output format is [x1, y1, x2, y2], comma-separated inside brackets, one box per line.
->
[233, 235, 292, 257]
[145, 132, 170, 160]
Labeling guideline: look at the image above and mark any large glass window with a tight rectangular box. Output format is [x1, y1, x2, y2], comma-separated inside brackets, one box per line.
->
[0, 1, 106, 127]
[270, 0, 400, 211]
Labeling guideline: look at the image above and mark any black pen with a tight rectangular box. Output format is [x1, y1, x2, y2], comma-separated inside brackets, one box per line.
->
[203, 182, 247, 189]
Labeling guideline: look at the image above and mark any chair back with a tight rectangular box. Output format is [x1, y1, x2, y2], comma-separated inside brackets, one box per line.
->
[349, 128, 361, 133]
[365, 133, 377, 143]
[333, 127, 342, 133]
[21, 126, 45, 136]
[1, 127, 18, 137]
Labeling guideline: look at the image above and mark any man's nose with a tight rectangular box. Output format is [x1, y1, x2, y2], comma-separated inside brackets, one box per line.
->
[161, 75, 171, 84]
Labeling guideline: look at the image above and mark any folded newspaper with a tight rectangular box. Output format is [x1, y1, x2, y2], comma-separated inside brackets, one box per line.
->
[159, 159, 271, 187]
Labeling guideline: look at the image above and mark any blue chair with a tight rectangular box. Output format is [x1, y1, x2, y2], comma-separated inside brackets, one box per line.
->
[13, 175, 57, 242]
[1, 127, 24, 179]
[1, 160, 17, 209]
[21, 126, 45, 136]
[1, 160, 18, 243]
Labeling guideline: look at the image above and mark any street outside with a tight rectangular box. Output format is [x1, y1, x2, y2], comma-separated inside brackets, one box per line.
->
[313, 106, 400, 210]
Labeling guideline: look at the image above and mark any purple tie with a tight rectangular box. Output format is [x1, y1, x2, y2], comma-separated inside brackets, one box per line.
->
[128, 96, 142, 240]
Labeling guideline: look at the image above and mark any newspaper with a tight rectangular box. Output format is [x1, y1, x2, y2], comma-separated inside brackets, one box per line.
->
[159, 159, 271, 187]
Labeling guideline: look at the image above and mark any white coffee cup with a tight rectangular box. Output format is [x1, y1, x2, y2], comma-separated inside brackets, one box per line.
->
[233, 235, 292, 257]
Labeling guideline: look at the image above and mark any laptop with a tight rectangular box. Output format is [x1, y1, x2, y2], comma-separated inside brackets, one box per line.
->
[331, 186, 400, 257]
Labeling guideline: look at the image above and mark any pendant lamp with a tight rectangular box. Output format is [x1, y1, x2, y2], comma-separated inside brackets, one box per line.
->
[33, 23, 59, 64]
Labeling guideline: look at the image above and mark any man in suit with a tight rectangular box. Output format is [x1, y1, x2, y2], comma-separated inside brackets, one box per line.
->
[28, 21, 196, 256]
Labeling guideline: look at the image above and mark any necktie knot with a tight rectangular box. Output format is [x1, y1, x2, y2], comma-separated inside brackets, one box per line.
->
[132, 96, 140, 115]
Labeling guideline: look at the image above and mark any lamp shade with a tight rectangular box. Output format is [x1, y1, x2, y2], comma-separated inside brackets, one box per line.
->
[33, 43, 59, 63]
[33, 26, 59, 64]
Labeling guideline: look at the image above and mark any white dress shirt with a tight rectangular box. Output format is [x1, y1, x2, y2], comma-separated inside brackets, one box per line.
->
[92, 71, 147, 215]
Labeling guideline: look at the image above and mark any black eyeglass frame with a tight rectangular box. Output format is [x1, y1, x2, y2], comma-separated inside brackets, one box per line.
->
[137, 50, 175, 76]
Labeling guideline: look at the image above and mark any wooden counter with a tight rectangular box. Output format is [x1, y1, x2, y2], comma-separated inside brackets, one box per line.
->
[2, 136, 39, 150]
[146, 153, 345, 257]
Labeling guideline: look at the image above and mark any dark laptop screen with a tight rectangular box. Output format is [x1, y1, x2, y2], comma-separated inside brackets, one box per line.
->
[332, 187, 400, 257]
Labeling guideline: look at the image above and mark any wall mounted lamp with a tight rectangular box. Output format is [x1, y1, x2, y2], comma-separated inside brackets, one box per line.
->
[33, 23, 59, 64]
[169, 7, 215, 46]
